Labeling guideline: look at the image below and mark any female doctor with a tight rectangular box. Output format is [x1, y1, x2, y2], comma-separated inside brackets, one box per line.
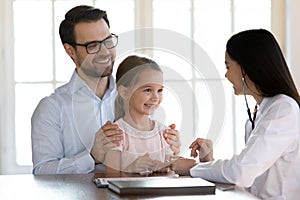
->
[171, 29, 300, 199]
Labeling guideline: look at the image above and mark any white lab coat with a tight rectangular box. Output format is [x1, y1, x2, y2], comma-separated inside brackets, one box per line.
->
[190, 94, 300, 199]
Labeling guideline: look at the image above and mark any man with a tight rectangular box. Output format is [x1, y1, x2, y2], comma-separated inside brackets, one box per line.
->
[31, 5, 180, 174]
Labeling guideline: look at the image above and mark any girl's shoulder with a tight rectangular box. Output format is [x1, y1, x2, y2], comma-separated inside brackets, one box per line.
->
[152, 120, 169, 133]
[152, 119, 168, 128]
[114, 118, 124, 125]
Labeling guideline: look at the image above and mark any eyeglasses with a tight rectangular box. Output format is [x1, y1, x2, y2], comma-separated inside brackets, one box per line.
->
[70, 33, 118, 54]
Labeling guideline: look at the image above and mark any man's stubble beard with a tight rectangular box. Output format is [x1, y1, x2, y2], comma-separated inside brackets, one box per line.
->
[79, 59, 115, 79]
[100, 61, 114, 77]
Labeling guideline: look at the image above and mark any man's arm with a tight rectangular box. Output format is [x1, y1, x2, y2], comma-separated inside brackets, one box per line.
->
[31, 97, 94, 174]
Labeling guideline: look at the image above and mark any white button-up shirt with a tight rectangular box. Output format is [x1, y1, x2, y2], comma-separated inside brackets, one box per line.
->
[190, 94, 300, 199]
[31, 71, 116, 174]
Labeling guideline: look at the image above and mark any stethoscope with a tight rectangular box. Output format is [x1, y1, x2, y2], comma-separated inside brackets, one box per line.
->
[242, 75, 258, 130]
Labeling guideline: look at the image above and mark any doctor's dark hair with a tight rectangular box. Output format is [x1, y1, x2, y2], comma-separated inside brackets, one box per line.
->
[59, 5, 110, 45]
[226, 29, 300, 107]
[114, 55, 163, 121]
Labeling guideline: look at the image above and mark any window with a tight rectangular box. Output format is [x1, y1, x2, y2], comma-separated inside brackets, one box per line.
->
[1, 0, 272, 174]
[152, 0, 271, 158]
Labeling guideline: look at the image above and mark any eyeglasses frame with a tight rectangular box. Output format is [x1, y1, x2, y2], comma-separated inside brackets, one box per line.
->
[69, 33, 118, 54]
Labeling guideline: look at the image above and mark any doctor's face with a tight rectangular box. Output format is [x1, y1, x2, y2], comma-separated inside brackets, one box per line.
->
[224, 51, 244, 95]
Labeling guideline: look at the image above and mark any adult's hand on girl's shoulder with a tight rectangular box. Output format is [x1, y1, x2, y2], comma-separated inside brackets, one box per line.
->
[90, 121, 123, 163]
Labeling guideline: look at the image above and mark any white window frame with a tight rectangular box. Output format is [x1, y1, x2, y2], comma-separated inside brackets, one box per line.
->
[0, 0, 24, 174]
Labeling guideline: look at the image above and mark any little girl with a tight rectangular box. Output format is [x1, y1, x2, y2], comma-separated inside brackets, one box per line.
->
[105, 55, 176, 173]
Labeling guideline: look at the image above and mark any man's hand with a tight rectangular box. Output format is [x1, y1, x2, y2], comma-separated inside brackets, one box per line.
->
[189, 138, 213, 162]
[163, 124, 181, 155]
[90, 121, 123, 163]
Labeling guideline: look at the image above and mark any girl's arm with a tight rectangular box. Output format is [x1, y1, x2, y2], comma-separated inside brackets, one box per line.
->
[104, 150, 121, 173]
[124, 153, 156, 173]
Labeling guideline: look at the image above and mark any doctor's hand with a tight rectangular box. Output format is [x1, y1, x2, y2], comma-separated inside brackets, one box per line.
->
[90, 121, 123, 163]
[163, 124, 181, 155]
[189, 138, 214, 162]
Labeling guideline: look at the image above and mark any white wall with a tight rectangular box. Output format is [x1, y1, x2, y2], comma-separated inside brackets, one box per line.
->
[0, 0, 15, 174]
[286, 0, 300, 91]
[0, 0, 5, 173]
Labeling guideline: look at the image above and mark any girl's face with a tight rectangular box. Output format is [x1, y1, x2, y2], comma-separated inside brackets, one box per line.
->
[128, 69, 163, 117]
[225, 51, 244, 95]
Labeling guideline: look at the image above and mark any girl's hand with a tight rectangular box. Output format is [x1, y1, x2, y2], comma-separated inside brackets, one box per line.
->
[124, 153, 155, 173]
[163, 124, 181, 155]
[170, 158, 197, 176]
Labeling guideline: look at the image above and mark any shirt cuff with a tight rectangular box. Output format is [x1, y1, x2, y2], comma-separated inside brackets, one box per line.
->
[190, 160, 230, 184]
[74, 150, 95, 173]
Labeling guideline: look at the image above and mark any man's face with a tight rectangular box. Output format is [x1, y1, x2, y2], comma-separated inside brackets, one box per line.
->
[71, 19, 116, 79]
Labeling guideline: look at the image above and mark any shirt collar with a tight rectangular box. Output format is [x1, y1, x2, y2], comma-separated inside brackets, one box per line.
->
[69, 70, 116, 98]
[69, 70, 90, 95]
[104, 75, 116, 99]
[257, 96, 273, 114]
